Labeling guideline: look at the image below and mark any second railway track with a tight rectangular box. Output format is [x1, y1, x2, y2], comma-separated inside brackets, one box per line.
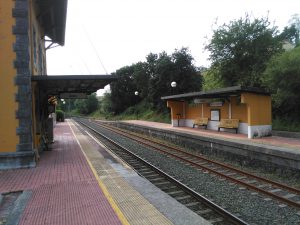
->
[90, 119, 300, 210]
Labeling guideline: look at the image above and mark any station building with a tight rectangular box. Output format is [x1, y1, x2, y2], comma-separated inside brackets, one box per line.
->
[0, 0, 116, 169]
[162, 86, 272, 139]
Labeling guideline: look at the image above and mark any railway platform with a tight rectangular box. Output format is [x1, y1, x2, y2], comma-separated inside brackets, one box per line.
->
[123, 120, 300, 150]
[0, 120, 210, 225]
[117, 120, 300, 172]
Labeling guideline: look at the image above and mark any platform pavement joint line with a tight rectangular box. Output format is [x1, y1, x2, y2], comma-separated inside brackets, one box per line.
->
[68, 121, 177, 225]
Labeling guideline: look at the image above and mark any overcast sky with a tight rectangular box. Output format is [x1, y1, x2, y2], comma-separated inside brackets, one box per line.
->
[46, 0, 299, 93]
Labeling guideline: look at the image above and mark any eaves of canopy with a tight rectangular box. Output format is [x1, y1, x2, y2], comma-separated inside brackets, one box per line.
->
[31, 75, 117, 97]
[161, 86, 270, 102]
[37, 0, 68, 46]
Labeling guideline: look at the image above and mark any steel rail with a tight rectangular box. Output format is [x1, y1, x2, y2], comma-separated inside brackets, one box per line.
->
[92, 120, 300, 210]
[99, 121, 300, 195]
[76, 118, 248, 225]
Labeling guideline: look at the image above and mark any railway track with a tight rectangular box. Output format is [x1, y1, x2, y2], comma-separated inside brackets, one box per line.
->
[75, 118, 248, 225]
[87, 118, 300, 211]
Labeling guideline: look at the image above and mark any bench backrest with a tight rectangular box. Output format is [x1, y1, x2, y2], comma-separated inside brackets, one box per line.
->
[194, 117, 209, 124]
[219, 119, 239, 128]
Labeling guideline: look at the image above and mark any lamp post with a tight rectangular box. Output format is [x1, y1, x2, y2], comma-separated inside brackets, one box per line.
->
[171, 81, 180, 127]
[134, 91, 139, 120]
[61, 99, 66, 111]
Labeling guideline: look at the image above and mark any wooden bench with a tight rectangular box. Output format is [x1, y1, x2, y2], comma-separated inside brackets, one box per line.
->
[193, 117, 209, 129]
[218, 119, 239, 134]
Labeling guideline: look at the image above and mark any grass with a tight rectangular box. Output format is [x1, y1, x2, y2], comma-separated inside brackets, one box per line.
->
[88, 102, 171, 124]
[272, 117, 300, 132]
[67, 104, 300, 133]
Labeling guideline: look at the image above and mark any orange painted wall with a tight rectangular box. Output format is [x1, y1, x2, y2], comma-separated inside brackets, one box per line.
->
[0, 0, 48, 153]
[167, 101, 184, 119]
[0, 1, 19, 152]
[241, 93, 271, 125]
[184, 96, 247, 122]
[230, 97, 247, 123]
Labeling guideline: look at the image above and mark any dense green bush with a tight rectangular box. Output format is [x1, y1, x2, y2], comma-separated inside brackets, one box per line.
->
[263, 46, 300, 118]
[56, 110, 65, 122]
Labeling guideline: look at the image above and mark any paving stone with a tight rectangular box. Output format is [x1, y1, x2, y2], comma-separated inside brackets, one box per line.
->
[0, 122, 122, 225]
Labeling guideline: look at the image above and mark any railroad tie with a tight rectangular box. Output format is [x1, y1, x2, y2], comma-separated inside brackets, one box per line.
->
[208, 217, 224, 224]
[175, 195, 192, 201]
[184, 202, 199, 207]
[269, 189, 282, 193]
[148, 177, 165, 182]
[283, 193, 297, 199]
[153, 181, 170, 185]
[165, 190, 184, 195]
[196, 209, 212, 215]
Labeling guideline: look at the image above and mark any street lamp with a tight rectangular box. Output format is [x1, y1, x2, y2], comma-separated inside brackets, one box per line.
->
[171, 81, 180, 126]
[134, 91, 139, 120]
[171, 81, 177, 95]
[171, 81, 177, 88]
[171, 81, 177, 96]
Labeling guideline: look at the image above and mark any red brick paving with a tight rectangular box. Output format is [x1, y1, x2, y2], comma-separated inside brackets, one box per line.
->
[0, 123, 122, 225]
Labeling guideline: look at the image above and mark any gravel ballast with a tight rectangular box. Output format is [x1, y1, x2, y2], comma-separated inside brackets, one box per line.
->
[89, 122, 300, 225]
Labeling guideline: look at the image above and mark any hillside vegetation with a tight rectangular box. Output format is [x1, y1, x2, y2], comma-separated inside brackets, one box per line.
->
[58, 15, 300, 132]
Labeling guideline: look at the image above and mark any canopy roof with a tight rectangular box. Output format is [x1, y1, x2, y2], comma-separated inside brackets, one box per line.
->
[161, 86, 269, 101]
[37, 0, 68, 45]
[32, 75, 117, 96]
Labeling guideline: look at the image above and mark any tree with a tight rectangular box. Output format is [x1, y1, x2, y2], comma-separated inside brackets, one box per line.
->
[279, 25, 298, 47]
[172, 48, 202, 93]
[147, 48, 202, 111]
[74, 93, 98, 115]
[205, 15, 283, 87]
[288, 14, 300, 46]
[99, 93, 113, 115]
[262, 46, 300, 118]
[148, 51, 175, 110]
[107, 48, 202, 114]
[132, 62, 149, 100]
[202, 67, 224, 90]
[109, 66, 137, 114]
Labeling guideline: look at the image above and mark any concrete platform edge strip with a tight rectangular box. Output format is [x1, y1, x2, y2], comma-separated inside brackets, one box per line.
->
[68, 121, 130, 225]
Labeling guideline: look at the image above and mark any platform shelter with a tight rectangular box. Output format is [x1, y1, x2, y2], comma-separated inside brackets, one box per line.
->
[161, 86, 272, 139]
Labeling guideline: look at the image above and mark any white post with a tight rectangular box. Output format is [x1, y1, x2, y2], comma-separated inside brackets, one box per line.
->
[229, 102, 232, 119]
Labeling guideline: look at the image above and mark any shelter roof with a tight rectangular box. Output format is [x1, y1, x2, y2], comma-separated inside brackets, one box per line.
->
[161, 86, 269, 101]
[32, 75, 117, 96]
[37, 0, 68, 45]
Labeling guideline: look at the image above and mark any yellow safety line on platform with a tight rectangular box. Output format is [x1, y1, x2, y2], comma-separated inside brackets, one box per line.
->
[68, 121, 130, 225]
